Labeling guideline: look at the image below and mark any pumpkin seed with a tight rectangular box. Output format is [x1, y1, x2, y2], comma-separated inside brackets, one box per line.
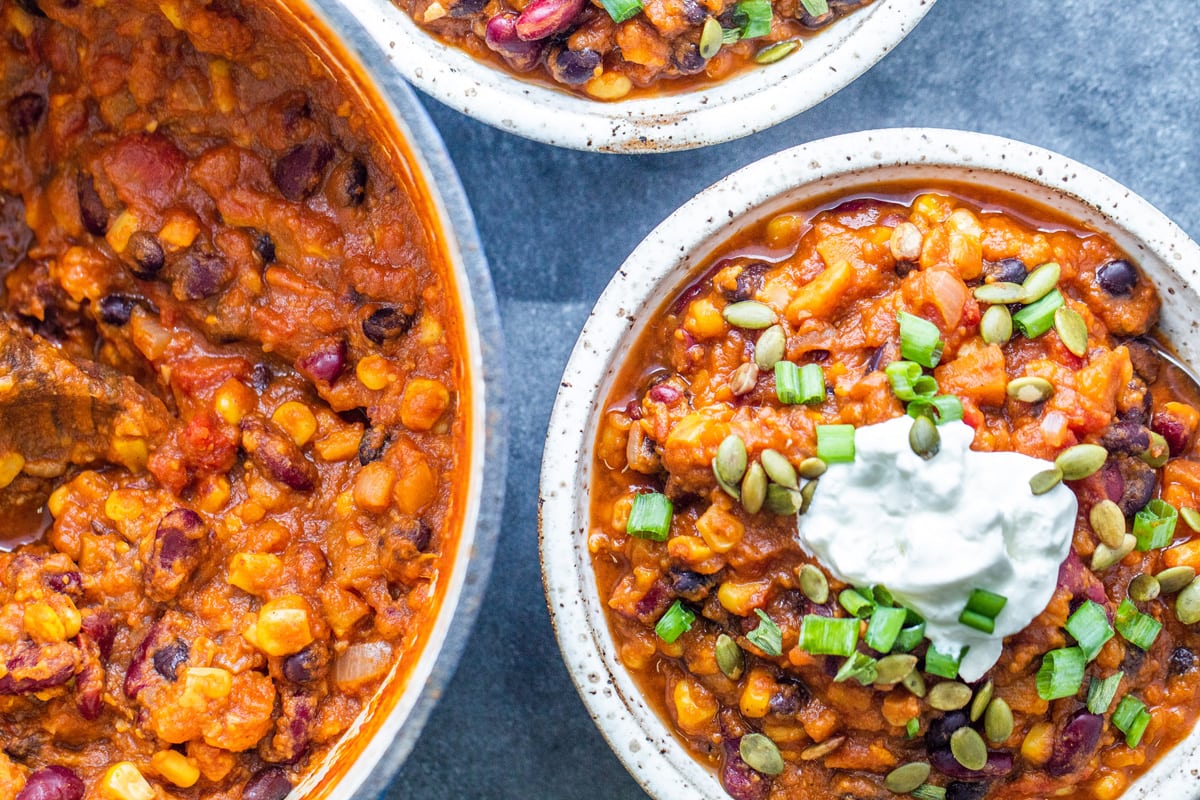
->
[761, 449, 798, 489]
[1140, 431, 1170, 468]
[1128, 573, 1161, 602]
[739, 733, 784, 776]
[1181, 507, 1200, 532]
[984, 697, 1014, 743]
[713, 459, 741, 500]
[730, 362, 760, 396]
[754, 324, 787, 370]
[1020, 261, 1061, 304]
[723, 300, 776, 330]
[1007, 376, 1054, 403]
[1155, 565, 1197, 595]
[798, 479, 818, 514]
[1176, 577, 1200, 625]
[765, 484, 802, 515]
[874, 654, 919, 686]
[1092, 533, 1137, 571]
[909, 414, 940, 460]
[969, 680, 994, 722]
[1055, 443, 1108, 481]
[902, 669, 927, 699]
[949, 726, 988, 771]
[884, 762, 931, 794]
[715, 633, 745, 680]
[973, 282, 1025, 304]
[928, 681, 972, 711]
[799, 735, 845, 761]
[980, 304, 1013, 345]
[1089, 499, 1127, 548]
[741, 462, 767, 514]
[798, 457, 827, 480]
[1029, 467, 1063, 495]
[1054, 306, 1089, 357]
[754, 39, 799, 64]
[798, 563, 829, 604]
[715, 435, 748, 486]
[699, 16, 723, 59]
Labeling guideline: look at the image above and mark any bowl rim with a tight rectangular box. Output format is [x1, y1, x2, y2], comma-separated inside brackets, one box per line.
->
[334, 0, 937, 153]
[539, 127, 1200, 799]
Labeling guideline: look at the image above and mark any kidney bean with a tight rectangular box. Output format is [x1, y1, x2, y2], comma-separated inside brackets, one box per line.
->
[1113, 454, 1157, 515]
[648, 383, 681, 404]
[1100, 420, 1151, 456]
[515, 0, 584, 41]
[80, 611, 115, 660]
[96, 294, 137, 326]
[326, 157, 368, 208]
[77, 172, 108, 236]
[124, 230, 164, 279]
[296, 339, 346, 383]
[1057, 549, 1108, 607]
[720, 737, 771, 800]
[1046, 711, 1103, 776]
[1168, 646, 1195, 677]
[926, 711, 970, 752]
[147, 508, 206, 601]
[547, 47, 600, 85]
[124, 619, 173, 697]
[1125, 339, 1162, 384]
[74, 633, 103, 720]
[485, 14, 545, 72]
[242, 415, 317, 491]
[799, 8, 835, 28]
[263, 689, 315, 764]
[946, 782, 990, 800]
[930, 748, 1013, 779]
[172, 247, 230, 300]
[1097, 259, 1139, 296]
[44, 570, 82, 596]
[0, 643, 77, 694]
[983, 258, 1028, 285]
[723, 262, 772, 303]
[243, 768, 293, 800]
[273, 140, 333, 202]
[282, 644, 329, 684]
[362, 306, 415, 344]
[8, 93, 46, 136]
[15, 767, 85, 800]
[1152, 410, 1191, 456]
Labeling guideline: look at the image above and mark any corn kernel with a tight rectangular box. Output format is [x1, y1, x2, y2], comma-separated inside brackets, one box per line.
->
[182, 667, 233, 700]
[214, 378, 256, 425]
[8, 5, 34, 37]
[356, 355, 394, 391]
[585, 71, 632, 100]
[417, 314, 442, 345]
[673, 678, 718, 734]
[315, 429, 361, 462]
[99, 762, 155, 800]
[335, 490, 355, 518]
[105, 210, 140, 253]
[272, 401, 317, 446]
[104, 489, 145, 523]
[151, 750, 200, 788]
[24, 602, 66, 643]
[158, 0, 184, 29]
[246, 595, 314, 656]
[740, 668, 775, 719]
[394, 456, 437, 515]
[717, 580, 770, 616]
[0, 452, 24, 490]
[1021, 721, 1055, 766]
[227, 552, 284, 595]
[683, 297, 726, 340]
[422, 1, 448, 21]
[400, 378, 450, 431]
[52, 596, 82, 640]
[354, 462, 396, 513]
[1092, 773, 1126, 800]
[209, 59, 236, 114]
[158, 211, 199, 250]
[112, 437, 149, 471]
[199, 475, 231, 514]
[695, 504, 744, 554]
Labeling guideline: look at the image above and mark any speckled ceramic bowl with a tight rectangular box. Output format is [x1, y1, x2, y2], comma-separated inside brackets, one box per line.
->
[333, 0, 935, 152]
[539, 128, 1200, 799]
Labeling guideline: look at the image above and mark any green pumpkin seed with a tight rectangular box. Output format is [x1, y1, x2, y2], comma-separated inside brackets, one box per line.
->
[754, 324, 787, 370]
[984, 697, 1014, 743]
[1020, 261, 1061, 304]
[1176, 577, 1200, 625]
[949, 726, 988, 771]
[798, 457, 827, 479]
[798, 479, 818, 514]
[884, 762, 931, 794]
[739, 733, 785, 776]
[761, 449, 798, 489]
[798, 563, 829, 604]
[1155, 565, 1197, 595]
[902, 669, 927, 699]
[1055, 443, 1108, 481]
[928, 681, 972, 711]
[723, 300, 776, 330]
[980, 304, 1013, 345]
[1128, 574, 1161, 602]
[874, 654, 919, 686]
[1092, 533, 1137, 571]
[713, 458, 741, 500]
[741, 462, 767, 514]
[969, 680, 994, 722]
[973, 282, 1025, 304]
[1029, 467, 1063, 495]
[799, 735, 845, 761]
[1181, 507, 1200, 532]
[715, 633, 745, 680]
[1089, 499, 1127, 548]
[765, 484, 802, 515]
[754, 39, 799, 64]
[1140, 431, 1170, 468]
[715, 435, 748, 486]
[1054, 306, 1089, 357]
[699, 16, 723, 59]
[1007, 376, 1054, 403]
[909, 415, 940, 460]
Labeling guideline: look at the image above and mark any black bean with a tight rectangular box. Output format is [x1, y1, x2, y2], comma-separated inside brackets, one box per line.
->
[251, 362, 273, 392]
[13, 0, 46, 17]
[1046, 711, 1103, 776]
[1126, 339, 1162, 384]
[97, 294, 137, 326]
[672, 41, 706, 75]
[282, 645, 328, 684]
[253, 230, 277, 264]
[669, 569, 714, 602]
[125, 231, 164, 278]
[243, 768, 293, 800]
[1168, 646, 1195, 678]
[680, 0, 706, 23]
[173, 247, 229, 300]
[362, 306, 416, 345]
[358, 426, 389, 465]
[1099, 421, 1151, 456]
[328, 157, 368, 208]
[15, 766, 84, 800]
[983, 257, 1028, 285]
[1121, 642, 1146, 674]
[1097, 259, 1139, 296]
[930, 748, 1013, 779]
[926, 711, 970, 752]
[865, 344, 887, 373]
[799, 8, 835, 28]
[449, 0, 487, 16]
[273, 141, 333, 202]
[724, 262, 771, 303]
[7, 93, 46, 136]
[152, 640, 189, 682]
[77, 173, 108, 236]
[768, 678, 810, 715]
[548, 47, 601, 85]
[946, 782, 990, 800]
[1113, 454, 1157, 516]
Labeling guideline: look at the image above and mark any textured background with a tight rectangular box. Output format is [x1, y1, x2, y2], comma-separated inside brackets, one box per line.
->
[390, 1, 1200, 797]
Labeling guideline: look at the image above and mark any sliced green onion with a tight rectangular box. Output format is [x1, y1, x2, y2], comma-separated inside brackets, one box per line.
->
[925, 645, 964, 680]
[1112, 695, 1153, 747]
[1114, 598, 1163, 651]
[655, 600, 694, 643]
[733, 0, 772, 38]
[865, 606, 907, 652]
[1036, 646, 1086, 700]
[965, 588, 1008, 619]
[898, 312, 945, 368]
[893, 621, 926, 653]
[1086, 672, 1124, 715]
[626, 492, 673, 541]
[599, 0, 643, 22]
[912, 786, 947, 800]
[1133, 498, 1178, 551]
[905, 717, 920, 738]
[798, 615, 859, 656]
[872, 585, 897, 608]
[839, 588, 874, 619]
[799, 0, 828, 15]
[1012, 289, 1065, 339]
[886, 361, 937, 401]
[1065, 600, 1115, 661]
[747, 609, 783, 656]
[816, 424, 855, 463]
[958, 609, 996, 634]
[914, 395, 964, 424]
[855, 585, 877, 604]
[777, 362, 825, 405]
[834, 651, 878, 685]
[720, 26, 741, 44]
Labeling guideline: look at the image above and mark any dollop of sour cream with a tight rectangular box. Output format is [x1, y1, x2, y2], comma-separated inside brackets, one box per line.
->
[798, 416, 1077, 682]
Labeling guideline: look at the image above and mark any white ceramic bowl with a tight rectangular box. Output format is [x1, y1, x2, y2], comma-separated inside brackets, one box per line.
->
[335, 0, 935, 152]
[539, 128, 1200, 799]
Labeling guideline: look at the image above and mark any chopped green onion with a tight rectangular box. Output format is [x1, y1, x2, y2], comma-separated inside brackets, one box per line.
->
[816, 424, 855, 463]
[776, 362, 825, 405]
[872, 586, 897, 608]
[798, 364, 825, 404]
[746, 609, 783, 656]
[905, 717, 920, 738]
[912, 786, 947, 800]
[1112, 695, 1153, 747]
[1036, 646, 1086, 700]
[839, 588, 874, 619]
[958, 609, 996, 634]
[907, 394, 965, 425]
[834, 651, 878, 685]
[886, 361, 937, 401]
[655, 600, 694, 643]
[626, 492, 673, 541]
[854, 585, 877, 604]
[865, 606, 907, 652]
[599, 0, 643, 22]
[893, 621, 926, 653]
[733, 0, 772, 38]
[799, 0, 828, 15]
[1086, 672, 1124, 715]
[798, 615, 859, 656]
[720, 26, 741, 44]
[1065, 600, 1115, 661]
[965, 588, 1008, 619]
[1133, 498, 1178, 551]
[1114, 598, 1162, 651]
[1012, 288, 1065, 339]
[898, 312, 945, 368]
[925, 645, 964, 680]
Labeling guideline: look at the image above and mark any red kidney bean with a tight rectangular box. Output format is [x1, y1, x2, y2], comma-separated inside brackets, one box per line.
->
[8, 93, 46, 136]
[1152, 409, 1191, 456]
[1097, 259, 1139, 296]
[80, 610, 115, 660]
[243, 768, 293, 800]
[15, 767, 85, 800]
[77, 172, 108, 236]
[722, 262, 772, 303]
[242, 415, 317, 491]
[930, 748, 1013, 779]
[1046, 711, 1103, 776]
[273, 140, 333, 202]
[296, 339, 346, 383]
[74, 633, 103, 720]
[124, 619, 171, 698]
[1056, 549, 1108, 607]
[648, 383, 681, 404]
[44, 570, 82, 596]
[0, 643, 77, 694]
[514, 0, 584, 41]
[147, 508, 206, 601]
[720, 737, 770, 800]
[485, 14, 545, 72]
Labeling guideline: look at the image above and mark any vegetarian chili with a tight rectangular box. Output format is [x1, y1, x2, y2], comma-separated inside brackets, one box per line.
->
[589, 186, 1200, 800]
[0, 1, 470, 798]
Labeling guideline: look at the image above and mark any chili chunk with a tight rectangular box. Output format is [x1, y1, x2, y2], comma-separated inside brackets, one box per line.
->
[0, 0, 469, 798]
[590, 187, 1200, 800]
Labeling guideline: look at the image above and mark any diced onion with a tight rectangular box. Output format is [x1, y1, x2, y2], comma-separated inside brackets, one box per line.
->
[333, 641, 393, 689]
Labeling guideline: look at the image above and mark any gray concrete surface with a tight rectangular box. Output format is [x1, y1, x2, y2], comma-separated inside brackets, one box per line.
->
[389, 1, 1200, 797]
